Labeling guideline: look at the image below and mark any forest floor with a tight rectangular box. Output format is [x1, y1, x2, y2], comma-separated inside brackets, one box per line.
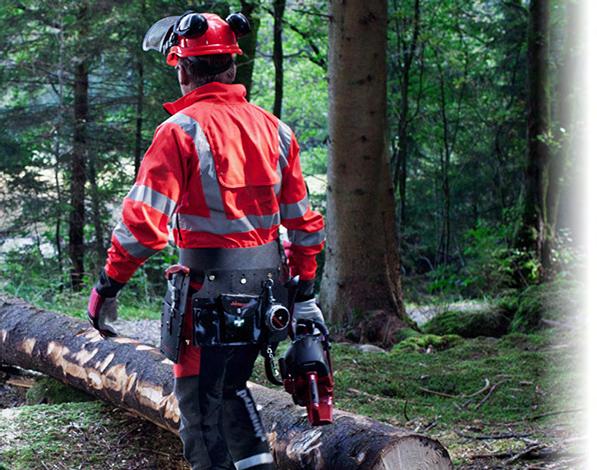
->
[0, 295, 585, 469]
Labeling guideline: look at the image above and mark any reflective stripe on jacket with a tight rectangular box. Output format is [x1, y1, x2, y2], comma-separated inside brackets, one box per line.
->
[104, 82, 325, 284]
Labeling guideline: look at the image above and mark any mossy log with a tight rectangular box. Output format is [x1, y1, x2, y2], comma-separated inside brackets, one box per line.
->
[0, 295, 453, 469]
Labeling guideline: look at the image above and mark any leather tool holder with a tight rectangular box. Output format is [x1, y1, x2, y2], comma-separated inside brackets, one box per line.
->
[160, 266, 191, 362]
[191, 268, 287, 347]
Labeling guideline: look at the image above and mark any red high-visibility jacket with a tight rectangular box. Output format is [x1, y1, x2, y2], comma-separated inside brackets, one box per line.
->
[104, 82, 325, 287]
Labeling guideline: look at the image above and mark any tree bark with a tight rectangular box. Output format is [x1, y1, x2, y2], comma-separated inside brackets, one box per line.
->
[321, 0, 407, 341]
[437, 61, 451, 265]
[272, 0, 286, 118]
[53, 11, 66, 278]
[432, 40, 467, 266]
[88, 149, 105, 268]
[235, 0, 261, 101]
[133, 50, 144, 180]
[516, 0, 551, 280]
[545, 0, 581, 274]
[69, 5, 89, 291]
[0, 296, 453, 470]
[133, 0, 146, 180]
[393, 0, 420, 228]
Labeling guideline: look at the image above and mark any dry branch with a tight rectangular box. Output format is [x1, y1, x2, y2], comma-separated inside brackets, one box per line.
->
[0, 295, 453, 469]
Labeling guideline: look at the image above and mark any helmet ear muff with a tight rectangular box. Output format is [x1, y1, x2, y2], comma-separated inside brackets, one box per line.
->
[164, 12, 208, 56]
[226, 12, 251, 38]
[175, 12, 208, 38]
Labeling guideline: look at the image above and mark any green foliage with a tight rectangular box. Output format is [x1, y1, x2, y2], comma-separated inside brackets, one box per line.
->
[427, 223, 518, 298]
[0, 0, 579, 308]
[422, 221, 567, 299]
[0, 246, 165, 321]
[422, 307, 510, 338]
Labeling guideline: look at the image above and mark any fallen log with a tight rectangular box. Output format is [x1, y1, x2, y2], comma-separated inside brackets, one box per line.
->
[0, 295, 453, 469]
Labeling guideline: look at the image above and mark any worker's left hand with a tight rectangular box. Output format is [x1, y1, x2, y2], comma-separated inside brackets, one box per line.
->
[87, 288, 118, 338]
[293, 298, 326, 327]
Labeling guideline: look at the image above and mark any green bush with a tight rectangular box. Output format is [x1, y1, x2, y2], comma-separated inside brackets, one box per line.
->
[427, 223, 517, 298]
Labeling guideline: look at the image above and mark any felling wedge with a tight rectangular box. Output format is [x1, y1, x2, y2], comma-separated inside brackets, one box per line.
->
[0, 295, 453, 469]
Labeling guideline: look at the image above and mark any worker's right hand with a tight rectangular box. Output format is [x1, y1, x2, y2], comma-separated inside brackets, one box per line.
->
[88, 289, 118, 338]
[87, 269, 125, 338]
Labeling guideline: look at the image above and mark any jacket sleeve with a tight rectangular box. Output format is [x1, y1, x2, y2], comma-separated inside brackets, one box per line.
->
[279, 129, 325, 281]
[104, 121, 189, 284]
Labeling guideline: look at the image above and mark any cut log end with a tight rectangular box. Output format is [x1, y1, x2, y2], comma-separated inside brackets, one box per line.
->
[374, 436, 452, 470]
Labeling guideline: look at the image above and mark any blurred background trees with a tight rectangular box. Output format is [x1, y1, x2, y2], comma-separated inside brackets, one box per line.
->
[0, 0, 582, 319]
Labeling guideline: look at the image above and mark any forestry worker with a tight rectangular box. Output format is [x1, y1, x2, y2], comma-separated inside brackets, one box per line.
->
[86, 11, 325, 470]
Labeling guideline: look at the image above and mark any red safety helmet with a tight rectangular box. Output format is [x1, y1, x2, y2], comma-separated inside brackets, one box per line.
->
[143, 12, 250, 67]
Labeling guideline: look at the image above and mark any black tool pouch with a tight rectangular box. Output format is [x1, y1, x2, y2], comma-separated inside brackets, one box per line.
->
[160, 268, 190, 362]
[193, 293, 261, 346]
[180, 241, 289, 348]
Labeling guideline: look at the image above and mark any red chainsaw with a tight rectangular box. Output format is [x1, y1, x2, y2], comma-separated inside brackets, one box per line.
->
[278, 319, 334, 426]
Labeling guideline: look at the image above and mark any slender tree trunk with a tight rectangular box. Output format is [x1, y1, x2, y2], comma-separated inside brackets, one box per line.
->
[133, 59, 144, 179]
[433, 40, 467, 266]
[544, 0, 580, 273]
[88, 150, 105, 268]
[235, 0, 261, 100]
[133, 0, 146, 180]
[394, 0, 420, 227]
[321, 0, 407, 344]
[54, 168, 63, 274]
[272, 0, 286, 118]
[437, 60, 451, 265]
[54, 11, 65, 278]
[516, 0, 550, 280]
[69, 4, 89, 291]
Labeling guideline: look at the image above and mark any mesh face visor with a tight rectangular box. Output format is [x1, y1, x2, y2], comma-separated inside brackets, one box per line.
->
[142, 15, 180, 55]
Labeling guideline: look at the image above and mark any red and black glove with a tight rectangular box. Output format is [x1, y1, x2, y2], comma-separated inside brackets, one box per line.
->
[88, 270, 125, 338]
[292, 279, 326, 331]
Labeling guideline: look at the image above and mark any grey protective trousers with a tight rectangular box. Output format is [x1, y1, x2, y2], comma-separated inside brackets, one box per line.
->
[174, 344, 275, 470]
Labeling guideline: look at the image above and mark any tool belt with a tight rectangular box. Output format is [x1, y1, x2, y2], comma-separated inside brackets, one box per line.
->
[160, 241, 291, 362]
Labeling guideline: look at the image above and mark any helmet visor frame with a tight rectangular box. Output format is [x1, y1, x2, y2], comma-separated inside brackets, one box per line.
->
[142, 15, 179, 55]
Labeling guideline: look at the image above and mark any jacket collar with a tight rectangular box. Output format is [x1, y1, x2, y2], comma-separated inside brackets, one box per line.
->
[163, 82, 247, 115]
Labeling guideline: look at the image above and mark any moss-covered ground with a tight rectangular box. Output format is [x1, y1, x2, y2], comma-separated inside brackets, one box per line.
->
[0, 284, 584, 469]
[0, 401, 187, 469]
[252, 329, 583, 468]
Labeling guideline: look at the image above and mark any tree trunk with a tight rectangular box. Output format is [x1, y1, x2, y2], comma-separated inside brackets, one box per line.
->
[133, 0, 146, 180]
[321, 0, 407, 341]
[0, 296, 453, 470]
[545, 0, 580, 274]
[272, 0, 286, 118]
[88, 150, 105, 268]
[437, 63, 451, 265]
[69, 24, 89, 290]
[235, 1, 261, 101]
[516, 0, 551, 280]
[133, 51, 144, 180]
[53, 11, 66, 278]
[393, 0, 420, 228]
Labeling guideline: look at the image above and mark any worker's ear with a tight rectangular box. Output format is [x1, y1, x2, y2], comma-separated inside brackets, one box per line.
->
[223, 61, 237, 83]
[177, 63, 191, 87]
